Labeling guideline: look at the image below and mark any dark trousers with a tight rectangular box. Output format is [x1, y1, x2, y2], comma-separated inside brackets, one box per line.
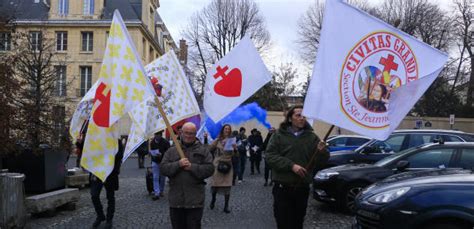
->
[272, 183, 309, 229]
[250, 155, 261, 174]
[238, 152, 246, 180]
[264, 160, 272, 182]
[232, 156, 240, 184]
[170, 207, 204, 229]
[138, 153, 145, 168]
[90, 175, 116, 221]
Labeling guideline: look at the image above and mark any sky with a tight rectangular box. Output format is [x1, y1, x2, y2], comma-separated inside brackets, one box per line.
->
[157, 0, 455, 84]
[157, 0, 314, 83]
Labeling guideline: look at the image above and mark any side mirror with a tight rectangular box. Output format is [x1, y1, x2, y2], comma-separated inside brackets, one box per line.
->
[396, 160, 409, 172]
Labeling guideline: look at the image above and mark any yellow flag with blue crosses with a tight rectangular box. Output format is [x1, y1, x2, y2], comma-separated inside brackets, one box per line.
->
[122, 51, 201, 161]
[81, 10, 156, 182]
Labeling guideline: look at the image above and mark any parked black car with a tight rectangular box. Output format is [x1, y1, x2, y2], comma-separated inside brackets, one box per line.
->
[313, 142, 474, 212]
[353, 169, 474, 229]
[326, 129, 474, 168]
[326, 135, 371, 152]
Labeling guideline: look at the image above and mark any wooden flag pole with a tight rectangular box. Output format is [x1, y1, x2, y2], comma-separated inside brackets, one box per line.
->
[323, 125, 335, 142]
[304, 124, 335, 171]
[153, 96, 186, 159]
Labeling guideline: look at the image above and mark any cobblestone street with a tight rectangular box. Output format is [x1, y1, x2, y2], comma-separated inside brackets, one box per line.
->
[25, 157, 353, 229]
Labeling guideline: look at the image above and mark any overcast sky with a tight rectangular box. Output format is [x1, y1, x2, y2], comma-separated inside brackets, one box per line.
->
[157, 0, 454, 83]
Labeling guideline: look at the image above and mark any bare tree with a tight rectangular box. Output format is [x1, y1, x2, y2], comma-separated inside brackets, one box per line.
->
[297, 0, 375, 64]
[246, 62, 300, 110]
[452, 0, 474, 107]
[183, 0, 271, 104]
[6, 29, 68, 151]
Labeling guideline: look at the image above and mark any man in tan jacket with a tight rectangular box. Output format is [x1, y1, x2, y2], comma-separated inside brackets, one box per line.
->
[160, 122, 215, 229]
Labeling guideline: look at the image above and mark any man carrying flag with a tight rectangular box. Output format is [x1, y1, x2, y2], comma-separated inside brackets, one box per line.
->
[80, 10, 157, 228]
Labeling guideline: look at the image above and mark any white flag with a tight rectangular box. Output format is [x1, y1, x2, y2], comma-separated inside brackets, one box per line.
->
[81, 10, 156, 181]
[122, 51, 201, 161]
[303, 0, 448, 140]
[204, 36, 272, 122]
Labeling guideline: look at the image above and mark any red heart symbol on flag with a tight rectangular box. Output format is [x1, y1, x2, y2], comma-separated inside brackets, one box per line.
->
[93, 82, 111, 127]
[213, 66, 242, 97]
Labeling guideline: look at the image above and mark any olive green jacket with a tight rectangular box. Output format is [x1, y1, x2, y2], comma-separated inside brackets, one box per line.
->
[266, 123, 327, 184]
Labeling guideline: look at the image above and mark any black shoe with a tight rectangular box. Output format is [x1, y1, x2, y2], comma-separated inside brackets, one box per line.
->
[104, 220, 113, 229]
[92, 216, 105, 228]
[152, 195, 160, 201]
[250, 172, 254, 175]
[263, 182, 268, 186]
[210, 201, 215, 210]
[223, 208, 231, 214]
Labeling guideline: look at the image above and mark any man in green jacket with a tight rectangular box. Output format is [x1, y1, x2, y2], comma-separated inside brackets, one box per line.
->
[160, 122, 215, 229]
[266, 105, 328, 229]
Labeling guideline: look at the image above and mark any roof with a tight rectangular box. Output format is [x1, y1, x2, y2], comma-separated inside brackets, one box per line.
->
[102, 0, 142, 20]
[0, 0, 49, 21]
[328, 135, 372, 140]
[0, 0, 143, 21]
[393, 129, 466, 134]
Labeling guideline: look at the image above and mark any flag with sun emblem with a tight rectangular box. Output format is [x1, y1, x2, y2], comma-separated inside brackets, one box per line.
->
[122, 51, 200, 161]
[81, 10, 156, 181]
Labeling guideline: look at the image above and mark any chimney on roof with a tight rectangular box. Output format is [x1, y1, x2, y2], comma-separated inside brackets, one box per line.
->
[179, 39, 188, 66]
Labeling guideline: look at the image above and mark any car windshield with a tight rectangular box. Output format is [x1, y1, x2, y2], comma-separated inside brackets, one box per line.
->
[354, 139, 376, 152]
[374, 146, 422, 167]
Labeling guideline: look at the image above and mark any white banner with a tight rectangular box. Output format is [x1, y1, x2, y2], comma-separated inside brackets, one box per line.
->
[303, 0, 448, 140]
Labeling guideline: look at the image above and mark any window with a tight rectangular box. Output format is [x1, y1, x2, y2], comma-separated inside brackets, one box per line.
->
[149, 46, 153, 63]
[58, 0, 69, 16]
[142, 38, 146, 58]
[81, 32, 93, 51]
[405, 149, 455, 168]
[0, 32, 11, 51]
[56, 31, 67, 51]
[441, 135, 463, 142]
[30, 31, 42, 51]
[83, 0, 94, 15]
[80, 66, 92, 96]
[55, 66, 67, 97]
[383, 135, 405, 152]
[458, 149, 474, 169]
[347, 138, 370, 146]
[328, 137, 347, 147]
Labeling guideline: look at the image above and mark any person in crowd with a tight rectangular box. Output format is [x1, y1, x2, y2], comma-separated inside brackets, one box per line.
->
[236, 127, 248, 183]
[231, 130, 240, 185]
[136, 140, 148, 169]
[248, 128, 263, 175]
[90, 137, 125, 229]
[263, 127, 276, 186]
[209, 124, 236, 213]
[266, 105, 328, 229]
[160, 122, 214, 229]
[148, 131, 170, 200]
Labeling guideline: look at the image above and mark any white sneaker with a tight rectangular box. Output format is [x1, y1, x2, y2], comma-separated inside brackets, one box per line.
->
[238, 180, 242, 184]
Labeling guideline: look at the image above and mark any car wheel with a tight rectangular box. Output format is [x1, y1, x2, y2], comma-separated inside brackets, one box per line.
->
[341, 183, 366, 213]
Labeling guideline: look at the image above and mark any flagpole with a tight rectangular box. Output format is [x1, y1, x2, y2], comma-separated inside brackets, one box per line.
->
[153, 96, 186, 159]
[304, 124, 334, 171]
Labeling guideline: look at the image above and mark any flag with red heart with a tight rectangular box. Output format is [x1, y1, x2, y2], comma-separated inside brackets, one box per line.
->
[204, 36, 271, 122]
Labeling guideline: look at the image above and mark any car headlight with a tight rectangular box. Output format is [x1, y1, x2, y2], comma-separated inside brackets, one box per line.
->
[368, 187, 410, 204]
[315, 171, 339, 180]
